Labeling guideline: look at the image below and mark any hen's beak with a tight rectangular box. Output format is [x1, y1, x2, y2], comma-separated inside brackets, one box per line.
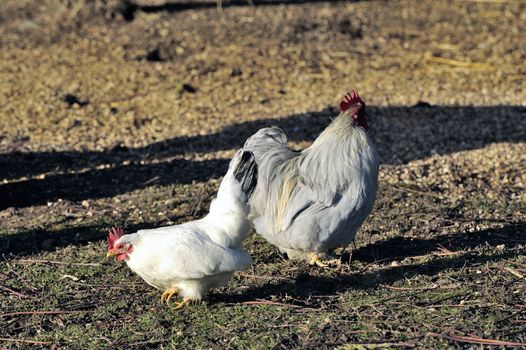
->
[106, 250, 117, 258]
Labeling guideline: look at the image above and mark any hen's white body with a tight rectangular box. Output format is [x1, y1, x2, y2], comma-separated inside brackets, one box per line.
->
[114, 150, 257, 300]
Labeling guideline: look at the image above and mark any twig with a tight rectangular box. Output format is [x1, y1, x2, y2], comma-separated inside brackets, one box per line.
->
[190, 184, 206, 219]
[305, 339, 417, 349]
[0, 310, 94, 318]
[142, 176, 160, 186]
[445, 334, 526, 347]
[129, 339, 169, 346]
[241, 300, 303, 308]
[503, 267, 525, 279]
[0, 337, 51, 345]
[241, 299, 319, 311]
[14, 259, 101, 267]
[512, 262, 526, 269]
[0, 285, 33, 299]
[2, 268, 38, 292]
[380, 283, 440, 291]
[455, 0, 525, 3]
[68, 281, 143, 290]
[435, 246, 467, 256]
[431, 302, 497, 308]
[435, 250, 466, 256]
[425, 53, 494, 70]
[495, 309, 525, 325]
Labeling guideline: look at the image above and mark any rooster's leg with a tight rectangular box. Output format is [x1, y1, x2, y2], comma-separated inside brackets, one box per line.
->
[160, 287, 179, 303]
[334, 246, 353, 264]
[173, 297, 193, 310]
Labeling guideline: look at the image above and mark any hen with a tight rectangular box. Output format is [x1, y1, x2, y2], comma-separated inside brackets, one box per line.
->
[107, 150, 258, 308]
[243, 90, 379, 266]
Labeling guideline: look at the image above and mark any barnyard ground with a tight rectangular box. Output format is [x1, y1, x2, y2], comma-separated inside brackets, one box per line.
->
[0, 0, 525, 348]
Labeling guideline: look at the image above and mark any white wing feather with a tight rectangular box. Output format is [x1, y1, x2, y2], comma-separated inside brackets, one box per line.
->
[127, 225, 251, 283]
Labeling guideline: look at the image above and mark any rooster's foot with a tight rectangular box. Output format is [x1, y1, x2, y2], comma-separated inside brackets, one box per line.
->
[160, 287, 179, 303]
[173, 298, 193, 310]
[309, 253, 341, 268]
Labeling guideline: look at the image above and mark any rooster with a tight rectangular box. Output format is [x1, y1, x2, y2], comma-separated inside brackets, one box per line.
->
[243, 90, 379, 266]
[106, 150, 258, 308]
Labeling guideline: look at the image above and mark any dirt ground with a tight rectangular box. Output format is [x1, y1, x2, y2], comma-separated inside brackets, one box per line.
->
[0, 0, 525, 348]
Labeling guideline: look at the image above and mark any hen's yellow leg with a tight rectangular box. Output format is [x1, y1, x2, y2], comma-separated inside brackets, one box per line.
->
[160, 287, 179, 303]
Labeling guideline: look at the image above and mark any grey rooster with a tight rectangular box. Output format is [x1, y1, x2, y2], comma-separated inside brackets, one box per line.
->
[243, 90, 379, 266]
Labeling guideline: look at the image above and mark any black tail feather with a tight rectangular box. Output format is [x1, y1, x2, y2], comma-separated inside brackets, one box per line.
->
[233, 151, 258, 199]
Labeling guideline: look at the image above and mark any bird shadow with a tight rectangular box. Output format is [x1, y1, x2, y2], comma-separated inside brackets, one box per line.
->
[1, 104, 524, 210]
[211, 222, 526, 304]
[349, 221, 525, 264]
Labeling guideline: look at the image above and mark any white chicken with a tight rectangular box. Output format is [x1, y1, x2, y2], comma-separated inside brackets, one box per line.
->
[106, 150, 258, 308]
[243, 90, 379, 266]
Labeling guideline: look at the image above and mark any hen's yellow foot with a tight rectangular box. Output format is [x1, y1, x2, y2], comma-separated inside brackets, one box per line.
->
[173, 298, 193, 310]
[160, 287, 179, 303]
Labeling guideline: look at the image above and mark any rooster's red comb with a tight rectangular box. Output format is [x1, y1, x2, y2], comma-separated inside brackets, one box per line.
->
[339, 90, 365, 112]
[107, 227, 124, 250]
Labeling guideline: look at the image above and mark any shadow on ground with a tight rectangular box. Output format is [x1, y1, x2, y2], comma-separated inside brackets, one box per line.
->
[0, 221, 164, 258]
[213, 222, 526, 304]
[1, 105, 525, 210]
[0, 158, 228, 210]
[139, 0, 352, 12]
[350, 221, 526, 263]
[117, 0, 356, 22]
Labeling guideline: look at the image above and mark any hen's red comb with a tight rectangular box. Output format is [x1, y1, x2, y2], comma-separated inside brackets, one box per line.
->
[339, 90, 365, 112]
[107, 227, 124, 250]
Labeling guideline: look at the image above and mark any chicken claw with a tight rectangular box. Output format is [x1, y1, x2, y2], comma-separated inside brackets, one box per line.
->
[173, 298, 193, 310]
[160, 287, 179, 303]
[309, 253, 341, 268]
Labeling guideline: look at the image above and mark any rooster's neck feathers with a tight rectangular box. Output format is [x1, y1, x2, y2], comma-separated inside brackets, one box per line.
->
[300, 114, 377, 194]
[315, 113, 363, 144]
